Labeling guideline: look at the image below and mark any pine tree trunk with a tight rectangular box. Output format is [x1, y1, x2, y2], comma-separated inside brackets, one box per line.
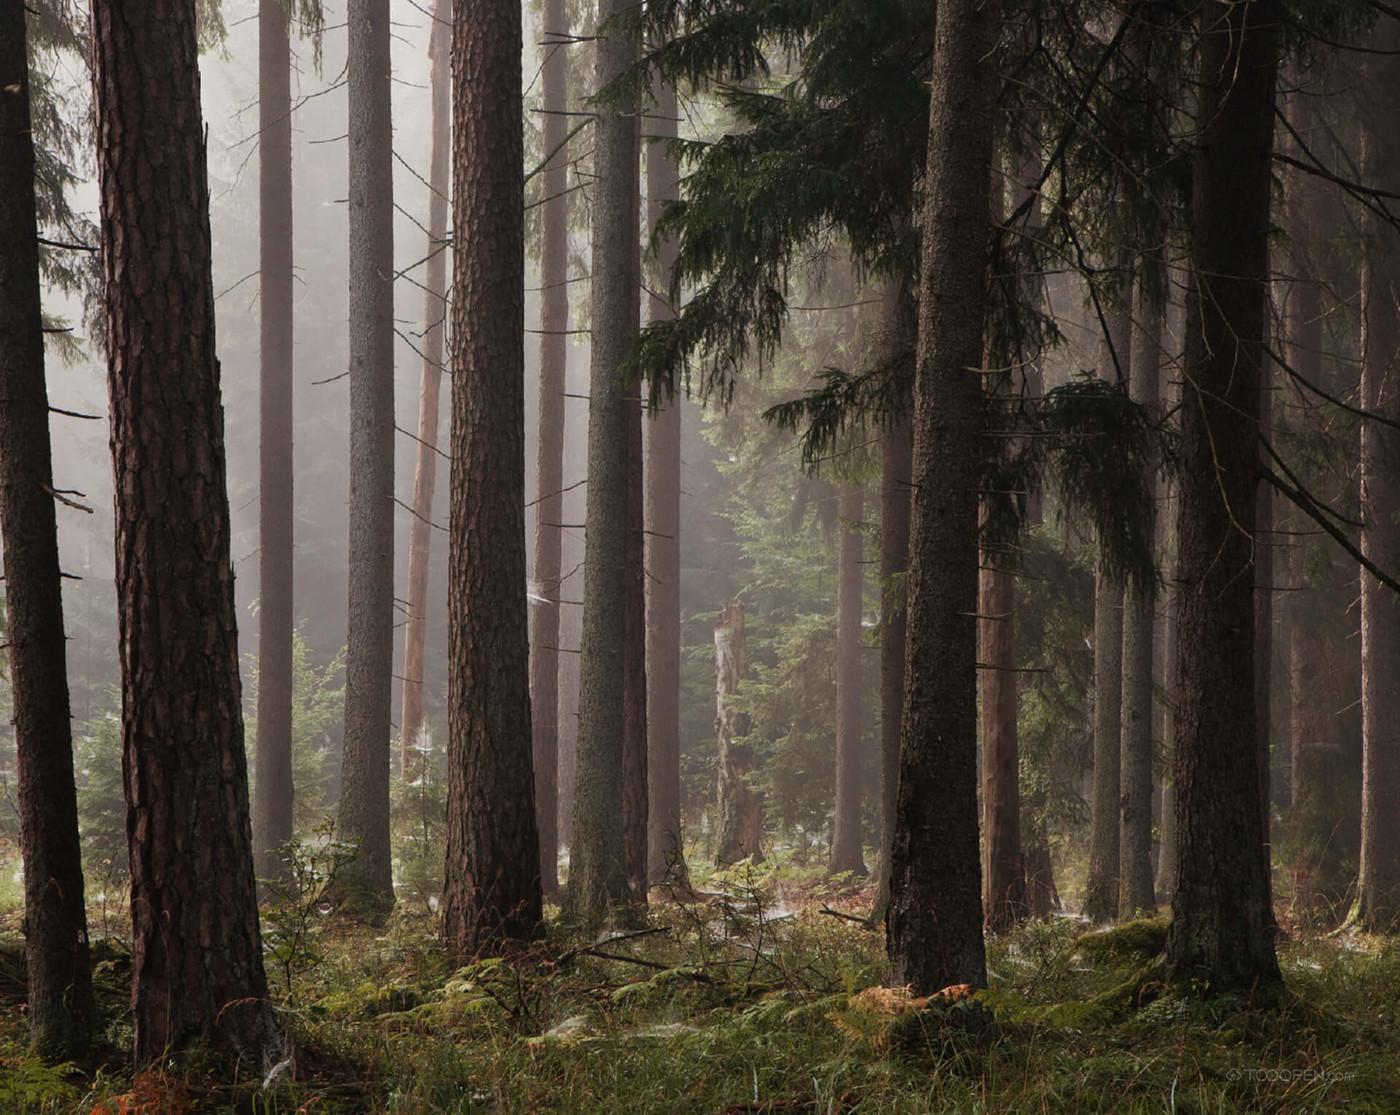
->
[340, 0, 396, 908]
[1155, 565, 1178, 903]
[441, 0, 543, 951]
[569, 0, 639, 921]
[887, 0, 998, 995]
[1356, 21, 1400, 931]
[623, 377, 648, 901]
[254, 0, 296, 882]
[870, 277, 912, 926]
[1118, 277, 1162, 919]
[981, 561, 1025, 928]
[91, 0, 274, 1059]
[830, 484, 868, 877]
[1164, 0, 1282, 991]
[1254, 339, 1277, 924]
[1085, 564, 1122, 922]
[715, 600, 763, 864]
[645, 76, 685, 887]
[529, 0, 569, 896]
[0, 7, 95, 1058]
[400, 0, 453, 780]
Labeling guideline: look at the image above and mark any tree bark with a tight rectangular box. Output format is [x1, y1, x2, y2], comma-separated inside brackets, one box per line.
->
[1163, 0, 1282, 992]
[91, 0, 274, 1060]
[254, 0, 296, 882]
[1356, 20, 1400, 932]
[830, 484, 868, 877]
[623, 374, 648, 900]
[981, 561, 1025, 928]
[1085, 563, 1122, 922]
[870, 279, 913, 927]
[569, 0, 639, 921]
[441, 0, 544, 952]
[340, 0, 396, 908]
[715, 600, 763, 864]
[1119, 276, 1162, 919]
[645, 76, 686, 887]
[1155, 545, 1179, 903]
[887, 0, 998, 995]
[0, 4, 95, 1058]
[529, 0, 569, 896]
[400, 0, 453, 780]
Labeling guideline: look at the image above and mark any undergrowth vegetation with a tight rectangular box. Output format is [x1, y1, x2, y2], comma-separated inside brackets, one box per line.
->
[2, 863, 1398, 1112]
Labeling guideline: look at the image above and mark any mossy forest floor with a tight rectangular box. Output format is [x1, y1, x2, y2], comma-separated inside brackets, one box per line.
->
[2, 864, 1398, 1113]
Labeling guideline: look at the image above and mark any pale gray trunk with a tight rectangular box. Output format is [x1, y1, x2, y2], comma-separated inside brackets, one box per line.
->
[340, 0, 396, 907]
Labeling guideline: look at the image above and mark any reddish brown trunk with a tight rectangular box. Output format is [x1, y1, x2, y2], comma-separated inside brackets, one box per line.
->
[401, 0, 453, 778]
[981, 564, 1025, 929]
[91, 0, 273, 1060]
[0, 5, 95, 1057]
[441, 0, 543, 950]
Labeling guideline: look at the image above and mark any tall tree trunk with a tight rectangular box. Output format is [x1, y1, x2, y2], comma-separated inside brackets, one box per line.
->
[645, 76, 685, 887]
[623, 376, 648, 900]
[870, 279, 913, 927]
[1085, 563, 1123, 922]
[569, 0, 639, 921]
[981, 558, 1025, 929]
[715, 600, 763, 864]
[830, 483, 868, 877]
[1255, 335, 1277, 925]
[1085, 287, 1131, 924]
[1156, 560, 1178, 903]
[1356, 21, 1400, 931]
[401, 0, 453, 780]
[441, 0, 543, 952]
[254, 0, 296, 882]
[530, 0, 569, 896]
[1163, 0, 1282, 992]
[0, 5, 95, 1058]
[1119, 276, 1162, 919]
[887, 0, 998, 995]
[340, 0, 396, 908]
[91, 0, 274, 1059]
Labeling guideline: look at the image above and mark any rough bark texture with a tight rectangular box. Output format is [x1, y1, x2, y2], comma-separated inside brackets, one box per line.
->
[569, 0, 639, 921]
[645, 77, 685, 887]
[830, 484, 868, 877]
[0, 6, 95, 1058]
[870, 278, 913, 927]
[1085, 565, 1123, 922]
[254, 0, 295, 882]
[340, 0, 396, 907]
[623, 374, 648, 900]
[529, 0, 568, 896]
[887, 0, 997, 995]
[441, 0, 543, 951]
[981, 562, 1025, 928]
[1357, 21, 1400, 931]
[1156, 564, 1178, 903]
[715, 600, 763, 864]
[400, 0, 452, 778]
[1254, 339, 1277, 925]
[1119, 278, 1161, 919]
[91, 0, 274, 1061]
[1164, 0, 1282, 992]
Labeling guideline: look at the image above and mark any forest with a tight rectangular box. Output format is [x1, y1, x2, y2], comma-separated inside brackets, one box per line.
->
[4, 0, 1400, 1108]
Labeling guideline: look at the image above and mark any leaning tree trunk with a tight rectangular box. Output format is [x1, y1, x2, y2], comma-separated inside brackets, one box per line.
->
[0, 5, 95, 1058]
[91, 0, 274, 1060]
[829, 483, 868, 877]
[568, 0, 639, 922]
[869, 278, 913, 928]
[253, 0, 296, 882]
[1118, 275, 1162, 919]
[1356, 20, 1400, 932]
[1163, 0, 1282, 992]
[441, 0, 543, 952]
[339, 0, 396, 908]
[529, 0, 569, 896]
[400, 0, 453, 780]
[887, 0, 998, 995]
[715, 599, 763, 864]
[645, 75, 686, 887]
